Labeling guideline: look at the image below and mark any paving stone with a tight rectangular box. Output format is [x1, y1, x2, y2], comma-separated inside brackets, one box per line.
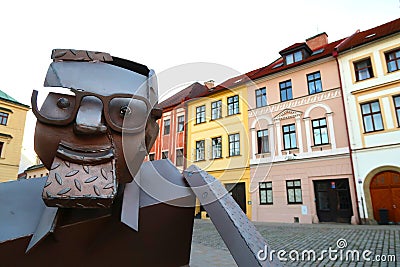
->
[190, 219, 400, 266]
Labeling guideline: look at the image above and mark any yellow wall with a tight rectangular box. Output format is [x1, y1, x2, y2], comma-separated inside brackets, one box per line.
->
[0, 100, 29, 182]
[186, 86, 252, 218]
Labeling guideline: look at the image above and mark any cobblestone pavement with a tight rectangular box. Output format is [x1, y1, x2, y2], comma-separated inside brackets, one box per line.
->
[190, 219, 400, 267]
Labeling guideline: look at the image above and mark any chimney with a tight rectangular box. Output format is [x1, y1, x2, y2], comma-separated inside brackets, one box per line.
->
[306, 32, 328, 50]
[204, 80, 215, 89]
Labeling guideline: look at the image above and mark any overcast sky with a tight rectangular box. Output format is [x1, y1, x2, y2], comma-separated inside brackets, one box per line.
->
[0, 0, 399, 171]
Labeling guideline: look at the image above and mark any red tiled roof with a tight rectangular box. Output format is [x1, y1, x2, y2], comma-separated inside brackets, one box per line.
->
[279, 42, 307, 54]
[159, 82, 209, 109]
[336, 17, 400, 52]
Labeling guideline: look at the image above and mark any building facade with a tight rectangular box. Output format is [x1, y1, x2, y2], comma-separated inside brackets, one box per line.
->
[336, 18, 400, 224]
[147, 82, 209, 171]
[245, 33, 357, 224]
[0, 90, 29, 182]
[186, 80, 252, 219]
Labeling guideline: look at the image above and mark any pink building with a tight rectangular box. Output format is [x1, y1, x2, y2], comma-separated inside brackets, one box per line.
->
[245, 33, 358, 224]
[147, 82, 209, 170]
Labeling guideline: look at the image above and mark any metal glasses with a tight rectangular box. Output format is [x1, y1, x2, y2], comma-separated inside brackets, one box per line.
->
[31, 89, 152, 134]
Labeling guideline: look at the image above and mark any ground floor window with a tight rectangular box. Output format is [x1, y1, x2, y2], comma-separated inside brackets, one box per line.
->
[259, 182, 273, 204]
[286, 179, 302, 204]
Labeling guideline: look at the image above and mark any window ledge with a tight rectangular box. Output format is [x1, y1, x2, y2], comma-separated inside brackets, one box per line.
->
[211, 157, 223, 160]
[226, 154, 242, 158]
[210, 117, 223, 122]
[363, 128, 385, 135]
[226, 112, 241, 117]
[287, 203, 303, 205]
[195, 159, 206, 162]
[194, 122, 206, 125]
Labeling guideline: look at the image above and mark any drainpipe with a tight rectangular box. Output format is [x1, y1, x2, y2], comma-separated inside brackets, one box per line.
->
[333, 34, 362, 224]
[183, 97, 188, 170]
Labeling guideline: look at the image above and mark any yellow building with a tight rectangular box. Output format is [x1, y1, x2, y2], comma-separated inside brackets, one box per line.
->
[186, 78, 251, 219]
[0, 90, 29, 182]
[24, 163, 49, 179]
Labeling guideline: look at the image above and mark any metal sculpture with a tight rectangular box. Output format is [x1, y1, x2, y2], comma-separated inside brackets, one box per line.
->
[0, 50, 280, 266]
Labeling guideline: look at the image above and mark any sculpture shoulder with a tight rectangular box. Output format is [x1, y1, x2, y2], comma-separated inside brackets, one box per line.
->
[0, 178, 47, 243]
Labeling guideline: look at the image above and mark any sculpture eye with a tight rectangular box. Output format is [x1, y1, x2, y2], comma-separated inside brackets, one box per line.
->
[120, 106, 132, 117]
[57, 97, 70, 109]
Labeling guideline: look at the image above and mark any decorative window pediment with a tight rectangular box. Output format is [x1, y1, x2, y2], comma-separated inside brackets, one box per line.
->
[273, 109, 302, 121]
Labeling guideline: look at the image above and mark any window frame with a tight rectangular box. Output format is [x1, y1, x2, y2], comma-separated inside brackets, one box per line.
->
[307, 71, 322, 95]
[177, 115, 184, 132]
[148, 153, 155, 161]
[279, 80, 293, 102]
[259, 182, 273, 205]
[394, 95, 400, 127]
[285, 50, 303, 65]
[175, 148, 184, 166]
[211, 100, 222, 120]
[354, 57, 374, 82]
[255, 87, 267, 108]
[286, 179, 302, 204]
[228, 133, 240, 157]
[385, 48, 400, 73]
[161, 151, 169, 159]
[0, 112, 9, 126]
[257, 129, 269, 154]
[163, 119, 170, 135]
[227, 95, 240, 116]
[282, 124, 297, 150]
[360, 100, 384, 133]
[312, 118, 329, 146]
[196, 105, 206, 124]
[211, 136, 222, 159]
[195, 140, 205, 161]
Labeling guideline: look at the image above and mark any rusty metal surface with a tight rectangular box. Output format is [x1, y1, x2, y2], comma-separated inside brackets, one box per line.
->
[183, 165, 282, 267]
[51, 49, 113, 62]
[43, 157, 117, 208]
[0, 178, 47, 243]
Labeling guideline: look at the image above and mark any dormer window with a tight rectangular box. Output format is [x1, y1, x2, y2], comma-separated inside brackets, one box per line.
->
[285, 51, 303, 65]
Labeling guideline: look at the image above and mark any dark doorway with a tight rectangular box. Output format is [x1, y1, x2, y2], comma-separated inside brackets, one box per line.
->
[225, 182, 247, 214]
[370, 171, 400, 223]
[314, 179, 353, 223]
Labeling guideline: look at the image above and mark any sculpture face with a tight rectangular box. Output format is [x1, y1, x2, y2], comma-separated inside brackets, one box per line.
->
[32, 51, 160, 207]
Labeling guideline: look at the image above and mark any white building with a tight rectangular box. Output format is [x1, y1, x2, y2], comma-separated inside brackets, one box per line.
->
[336, 18, 400, 224]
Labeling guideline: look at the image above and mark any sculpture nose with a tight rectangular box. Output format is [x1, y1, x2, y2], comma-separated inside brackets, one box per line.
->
[74, 96, 107, 135]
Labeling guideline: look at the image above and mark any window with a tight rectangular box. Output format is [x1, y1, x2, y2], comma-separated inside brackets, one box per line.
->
[257, 129, 269, 154]
[177, 115, 184, 132]
[163, 119, 170, 135]
[312, 118, 329, 145]
[228, 133, 240, 156]
[394, 96, 400, 126]
[385, 49, 400, 72]
[148, 153, 155, 161]
[354, 58, 374, 81]
[307, 71, 322, 94]
[196, 140, 205, 161]
[259, 182, 273, 205]
[212, 137, 222, 159]
[360, 101, 384, 133]
[256, 88, 267, 108]
[279, 80, 293, 102]
[0, 112, 9, 126]
[211, 100, 222, 120]
[227, 95, 239, 115]
[162, 151, 168, 159]
[286, 180, 302, 204]
[176, 148, 184, 166]
[282, 124, 296, 149]
[0, 142, 3, 156]
[285, 51, 303, 65]
[196, 105, 206, 124]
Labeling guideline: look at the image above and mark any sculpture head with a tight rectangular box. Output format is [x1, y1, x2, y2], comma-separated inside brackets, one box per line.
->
[32, 50, 161, 207]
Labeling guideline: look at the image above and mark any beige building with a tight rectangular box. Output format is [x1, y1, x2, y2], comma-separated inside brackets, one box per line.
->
[241, 33, 357, 224]
[0, 90, 29, 182]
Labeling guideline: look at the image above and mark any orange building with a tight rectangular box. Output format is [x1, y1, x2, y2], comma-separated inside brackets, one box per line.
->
[146, 82, 209, 170]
